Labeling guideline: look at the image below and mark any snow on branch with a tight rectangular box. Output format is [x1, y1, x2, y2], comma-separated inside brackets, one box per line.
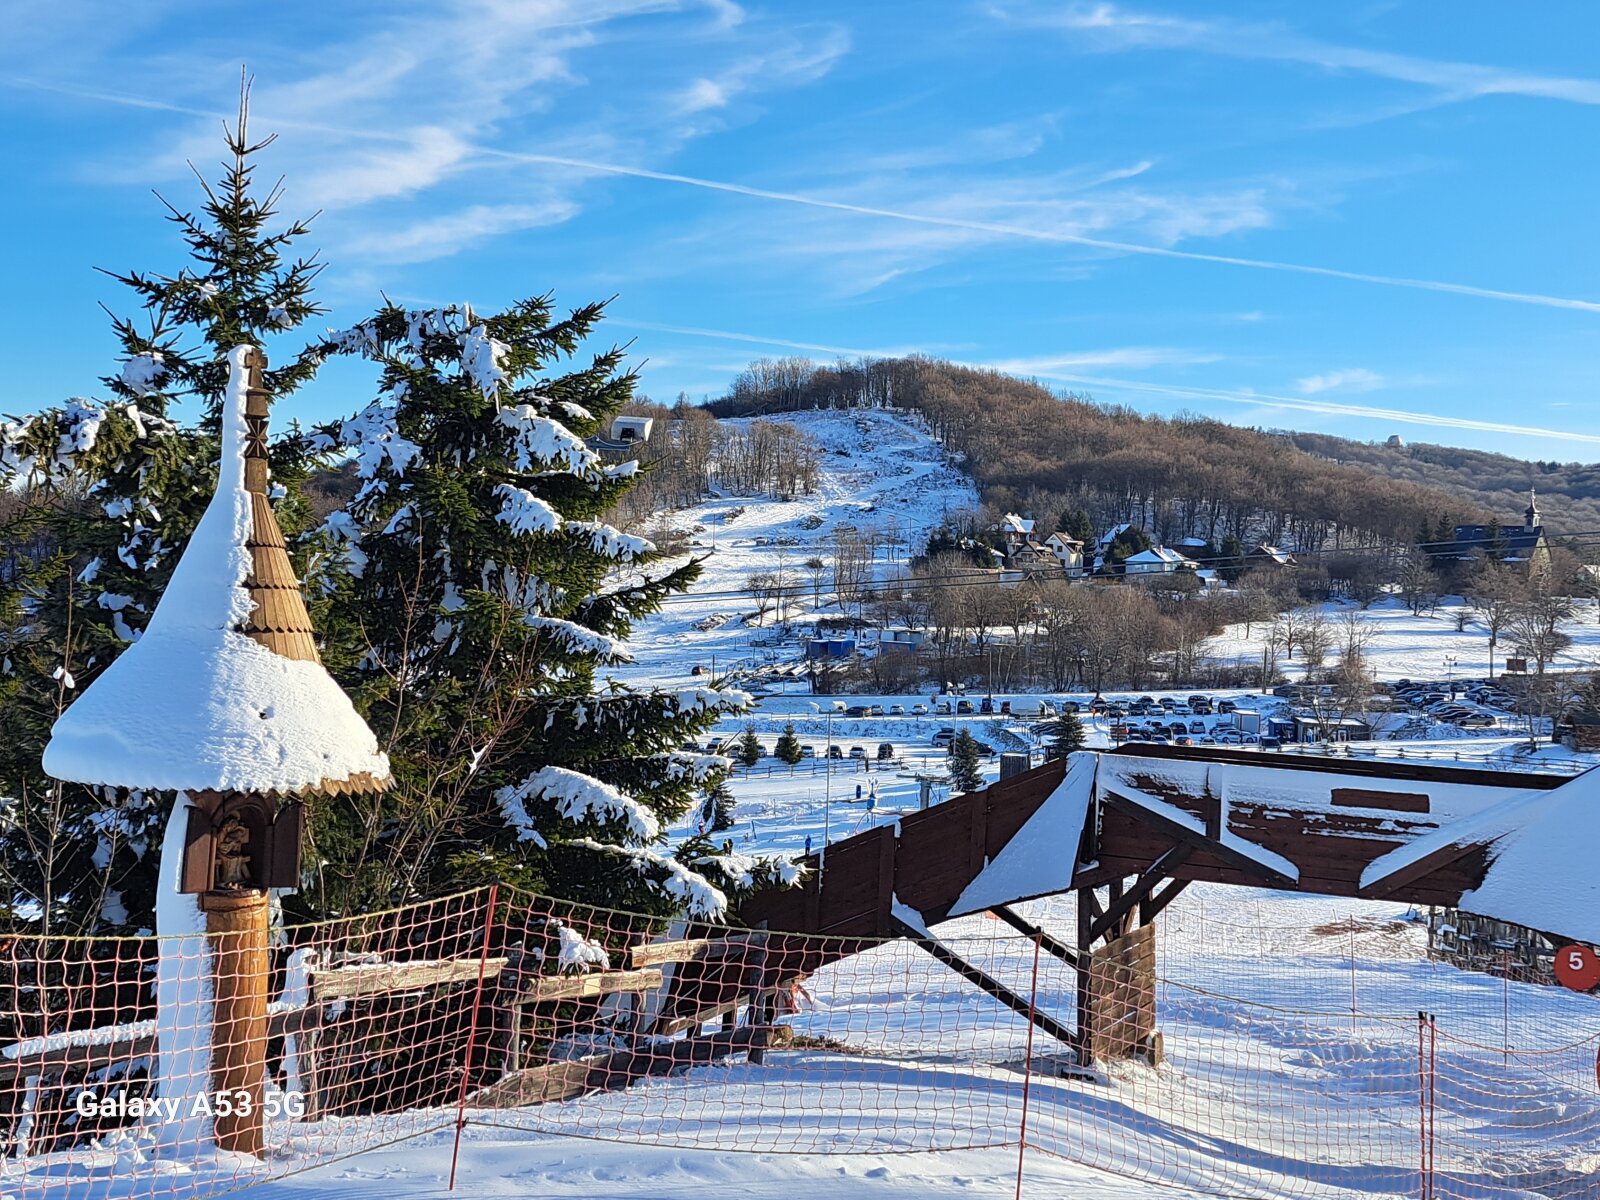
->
[494, 484, 562, 536]
[462, 324, 510, 402]
[532, 919, 612, 974]
[663, 752, 733, 783]
[496, 765, 661, 843]
[568, 837, 728, 919]
[118, 352, 167, 397]
[340, 396, 422, 482]
[565, 519, 654, 563]
[690, 849, 808, 892]
[522, 615, 631, 662]
[496, 405, 600, 477]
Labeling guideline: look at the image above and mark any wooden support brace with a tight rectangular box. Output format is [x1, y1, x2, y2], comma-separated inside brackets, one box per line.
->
[1101, 788, 1296, 888]
[1140, 877, 1190, 925]
[988, 905, 1080, 967]
[1087, 843, 1196, 946]
[892, 917, 1078, 1049]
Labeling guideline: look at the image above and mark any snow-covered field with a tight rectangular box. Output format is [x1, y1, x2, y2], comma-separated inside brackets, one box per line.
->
[54, 878, 1595, 1200]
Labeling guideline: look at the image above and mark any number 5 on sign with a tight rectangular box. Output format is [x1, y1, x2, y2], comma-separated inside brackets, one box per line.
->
[1554, 944, 1600, 992]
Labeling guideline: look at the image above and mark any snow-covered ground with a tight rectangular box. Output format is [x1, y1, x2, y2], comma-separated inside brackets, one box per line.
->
[105, 880, 1595, 1200]
[1209, 593, 1600, 683]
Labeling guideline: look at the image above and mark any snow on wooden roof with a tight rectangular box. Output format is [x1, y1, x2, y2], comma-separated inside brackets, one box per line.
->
[1360, 766, 1600, 943]
[44, 347, 390, 797]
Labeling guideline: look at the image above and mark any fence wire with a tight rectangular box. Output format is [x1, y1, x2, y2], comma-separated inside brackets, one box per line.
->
[0, 885, 1594, 1200]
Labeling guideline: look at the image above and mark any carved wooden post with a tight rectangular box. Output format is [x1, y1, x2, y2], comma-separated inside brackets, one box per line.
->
[203, 889, 270, 1155]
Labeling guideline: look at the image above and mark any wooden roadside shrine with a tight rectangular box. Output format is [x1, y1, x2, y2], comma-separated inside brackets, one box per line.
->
[41, 347, 392, 1157]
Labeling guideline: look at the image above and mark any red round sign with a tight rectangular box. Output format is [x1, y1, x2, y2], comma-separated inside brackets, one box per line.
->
[1554, 944, 1600, 992]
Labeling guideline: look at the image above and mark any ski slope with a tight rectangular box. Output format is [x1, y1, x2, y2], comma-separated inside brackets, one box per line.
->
[614, 406, 977, 690]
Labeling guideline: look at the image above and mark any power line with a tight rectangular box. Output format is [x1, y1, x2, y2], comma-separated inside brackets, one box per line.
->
[642, 530, 1600, 608]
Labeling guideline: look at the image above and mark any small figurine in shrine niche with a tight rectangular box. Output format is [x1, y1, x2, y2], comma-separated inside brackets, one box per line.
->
[214, 815, 254, 890]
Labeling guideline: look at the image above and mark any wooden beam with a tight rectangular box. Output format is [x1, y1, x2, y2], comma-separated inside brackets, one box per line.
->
[1101, 789, 1295, 888]
[1087, 844, 1195, 945]
[0, 1003, 325, 1086]
[471, 1025, 762, 1110]
[629, 932, 764, 968]
[988, 905, 1080, 967]
[513, 968, 664, 1005]
[1358, 838, 1497, 901]
[891, 917, 1078, 1049]
[312, 956, 508, 1001]
[1140, 877, 1189, 925]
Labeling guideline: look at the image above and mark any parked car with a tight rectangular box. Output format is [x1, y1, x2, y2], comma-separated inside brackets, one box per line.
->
[1060, 700, 1081, 714]
[889, 704, 906, 716]
[827, 745, 843, 759]
[1188, 719, 1206, 734]
[1258, 736, 1281, 750]
[800, 746, 816, 758]
[912, 703, 929, 715]
[956, 700, 975, 714]
[931, 729, 957, 748]
[1216, 699, 1237, 714]
[867, 705, 885, 717]
[845, 705, 870, 718]
[876, 743, 895, 760]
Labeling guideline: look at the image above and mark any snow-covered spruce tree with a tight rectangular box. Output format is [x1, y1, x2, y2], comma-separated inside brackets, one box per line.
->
[698, 774, 736, 833]
[0, 95, 327, 935]
[948, 730, 984, 793]
[1043, 708, 1087, 761]
[306, 301, 794, 920]
[735, 724, 762, 768]
[775, 724, 803, 767]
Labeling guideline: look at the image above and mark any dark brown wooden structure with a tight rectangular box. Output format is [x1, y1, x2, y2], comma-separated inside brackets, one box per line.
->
[739, 744, 1573, 1066]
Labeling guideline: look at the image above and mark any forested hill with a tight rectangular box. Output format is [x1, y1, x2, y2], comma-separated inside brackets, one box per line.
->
[1285, 432, 1598, 535]
[705, 356, 1492, 553]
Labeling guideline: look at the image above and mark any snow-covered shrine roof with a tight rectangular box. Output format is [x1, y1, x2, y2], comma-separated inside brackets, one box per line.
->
[43, 346, 390, 797]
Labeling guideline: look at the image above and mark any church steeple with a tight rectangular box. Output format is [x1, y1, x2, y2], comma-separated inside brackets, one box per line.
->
[1525, 487, 1541, 533]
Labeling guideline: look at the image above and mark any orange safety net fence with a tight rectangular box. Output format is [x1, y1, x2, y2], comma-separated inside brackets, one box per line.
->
[0, 885, 1594, 1200]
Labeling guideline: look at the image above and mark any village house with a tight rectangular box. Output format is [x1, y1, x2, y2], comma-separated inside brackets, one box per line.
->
[1043, 532, 1085, 576]
[873, 627, 927, 654]
[585, 414, 656, 456]
[1122, 546, 1201, 576]
[1247, 544, 1297, 570]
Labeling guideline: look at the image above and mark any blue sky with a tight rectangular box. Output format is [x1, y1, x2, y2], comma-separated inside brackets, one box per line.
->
[4, 1, 1600, 461]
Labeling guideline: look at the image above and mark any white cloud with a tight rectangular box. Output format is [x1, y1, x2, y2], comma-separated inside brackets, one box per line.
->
[44, 0, 849, 265]
[1295, 367, 1385, 395]
[1008, 2, 1600, 107]
[995, 347, 1222, 372]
